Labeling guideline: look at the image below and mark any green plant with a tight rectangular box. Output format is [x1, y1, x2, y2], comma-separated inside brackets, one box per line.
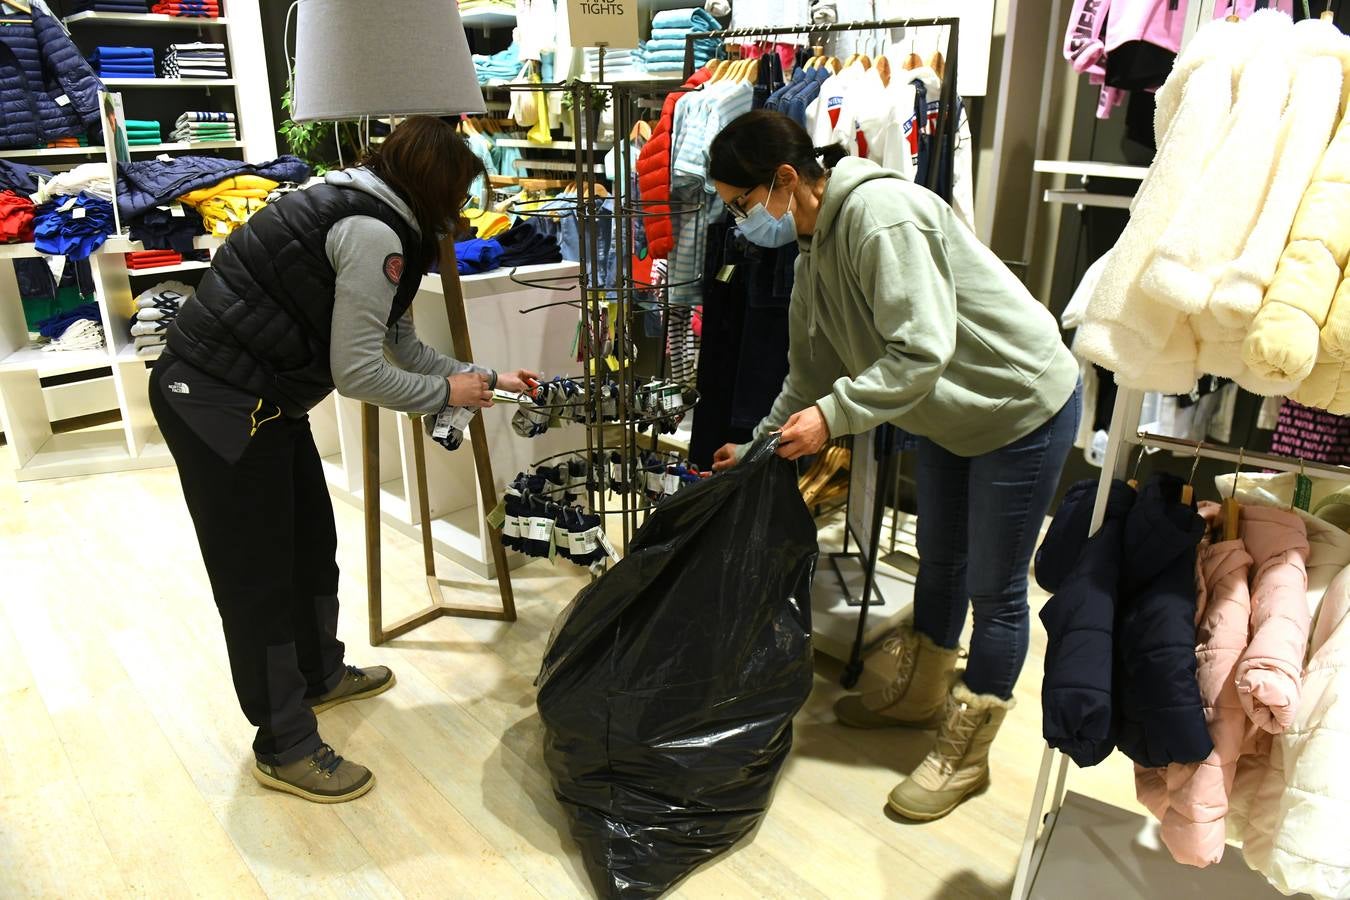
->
[559, 80, 611, 115]
[279, 88, 367, 175]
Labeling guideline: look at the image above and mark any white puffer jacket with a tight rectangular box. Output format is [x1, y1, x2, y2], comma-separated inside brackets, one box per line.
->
[1216, 474, 1350, 899]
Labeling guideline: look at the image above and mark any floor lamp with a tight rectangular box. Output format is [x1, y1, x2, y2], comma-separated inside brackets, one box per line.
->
[292, 0, 517, 645]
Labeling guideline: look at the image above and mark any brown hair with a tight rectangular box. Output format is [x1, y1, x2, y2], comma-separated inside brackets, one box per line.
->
[360, 115, 485, 271]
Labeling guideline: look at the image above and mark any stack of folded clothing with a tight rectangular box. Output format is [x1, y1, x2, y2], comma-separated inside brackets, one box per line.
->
[32, 162, 115, 205]
[161, 42, 228, 79]
[45, 136, 91, 149]
[128, 203, 207, 253]
[180, 175, 277, 236]
[68, 0, 150, 13]
[496, 217, 562, 268]
[33, 194, 116, 261]
[89, 46, 156, 79]
[0, 191, 35, 242]
[125, 249, 181, 269]
[151, 0, 220, 15]
[455, 237, 504, 274]
[473, 42, 520, 85]
[637, 8, 720, 73]
[584, 47, 638, 79]
[126, 119, 162, 146]
[36, 303, 105, 353]
[172, 111, 237, 143]
[128, 280, 193, 356]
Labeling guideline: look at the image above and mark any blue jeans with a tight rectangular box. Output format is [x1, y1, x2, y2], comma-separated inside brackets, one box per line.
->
[912, 387, 1081, 700]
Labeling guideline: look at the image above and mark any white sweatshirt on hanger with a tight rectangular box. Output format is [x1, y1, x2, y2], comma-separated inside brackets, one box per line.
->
[1076, 15, 1254, 393]
[1138, 11, 1296, 317]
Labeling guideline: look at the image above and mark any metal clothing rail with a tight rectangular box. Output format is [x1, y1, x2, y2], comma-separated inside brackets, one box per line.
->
[1009, 385, 1343, 899]
[680, 15, 962, 211]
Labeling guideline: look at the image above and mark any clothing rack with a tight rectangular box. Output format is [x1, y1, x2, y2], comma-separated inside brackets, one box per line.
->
[681, 15, 961, 202]
[1009, 385, 1340, 899]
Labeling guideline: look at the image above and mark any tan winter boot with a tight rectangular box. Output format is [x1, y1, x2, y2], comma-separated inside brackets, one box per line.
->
[887, 681, 1014, 821]
[834, 627, 959, 729]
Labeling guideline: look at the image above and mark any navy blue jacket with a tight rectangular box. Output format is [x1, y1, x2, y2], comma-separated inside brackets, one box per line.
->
[1036, 479, 1136, 768]
[1114, 473, 1213, 768]
[116, 155, 312, 220]
[0, 5, 103, 149]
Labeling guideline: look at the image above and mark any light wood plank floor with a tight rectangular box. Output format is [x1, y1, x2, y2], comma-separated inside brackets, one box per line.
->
[0, 464, 1149, 899]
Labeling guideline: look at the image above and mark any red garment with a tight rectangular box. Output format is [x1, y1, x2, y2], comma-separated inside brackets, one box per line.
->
[150, 2, 222, 15]
[0, 190, 35, 242]
[637, 67, 712, 260]
[126, 250, 184, 269]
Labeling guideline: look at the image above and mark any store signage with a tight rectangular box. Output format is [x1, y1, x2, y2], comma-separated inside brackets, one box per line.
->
[567, 0, 639, 53]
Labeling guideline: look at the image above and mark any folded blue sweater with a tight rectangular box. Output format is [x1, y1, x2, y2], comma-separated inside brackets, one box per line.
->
[650, 7, 718, 30]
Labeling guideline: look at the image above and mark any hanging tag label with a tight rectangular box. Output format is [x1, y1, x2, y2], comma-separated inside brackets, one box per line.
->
[157, 154, 174, 162]
[214, 220, 230, 235]
[57, 196, 78, 213]
[597, 529, 618, 561]
[577, 527, 600, 555]
[527, 516, 554, 543]
[55, 94, 71, 107]
[486, 500, 507, 530]
[662, 472, 681, 495]
[1294, 474, 1313, 512]
[71, 206, 87, 219]
[547, 525, 559, 561]
[716, 263, 736, 283]
[504, 510, 523, 538]
[169, 202, 186, 218]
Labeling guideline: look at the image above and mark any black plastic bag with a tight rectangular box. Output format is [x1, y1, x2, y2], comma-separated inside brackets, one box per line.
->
[536, 437, 819, 898]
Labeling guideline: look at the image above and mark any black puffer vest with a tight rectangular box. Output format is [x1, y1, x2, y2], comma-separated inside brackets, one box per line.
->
[167, 183, 427, 417]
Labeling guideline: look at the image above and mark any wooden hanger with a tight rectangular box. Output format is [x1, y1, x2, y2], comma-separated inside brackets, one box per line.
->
[630, 119, 651, 142]
[2, 0, 30, 12]
[876, 53, 891, 86]
[1180, 441, 1202, 505]
[928, 50, 945, 79]
[1323, 0, 1336, 21]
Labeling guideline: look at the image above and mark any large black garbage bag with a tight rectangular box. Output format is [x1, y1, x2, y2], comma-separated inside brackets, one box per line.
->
[536, 437, 818, 898]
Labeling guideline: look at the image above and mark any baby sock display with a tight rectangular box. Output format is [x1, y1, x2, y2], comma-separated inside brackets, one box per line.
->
[424, 405, 475, 451]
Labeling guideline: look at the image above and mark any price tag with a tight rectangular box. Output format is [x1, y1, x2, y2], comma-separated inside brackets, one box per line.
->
[1294, 474, 1313, 512]
[157, 154, 174, 162]
[527, 516, 554, 543]
[504, 511, 523, 539]
[55, 94, 71, 107]
[486, 500, 507, 530]
[57, 196, 78, 214]
[663, 472, 681, 495]
[716, 263, 736, 283]
[71, 206, 87, 219]
[576, 527, 599, 555]
[597, 529, 618, 561]
[169, 202, 186, 218]
[214, 220, 230, 235]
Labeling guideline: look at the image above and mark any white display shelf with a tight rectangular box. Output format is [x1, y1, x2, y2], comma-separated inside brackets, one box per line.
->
[460, 8, 516, 27]
[418, 261, 580, 301]
[0, 242, 43, 259]
[126, 260, 212, 277]
[0, 344, 110, 374]
[0, 145, 101, 159]
[1033, 159, 1150, 180]
[116, 343, 163, 362]
[64, 11, 229, 26]
[102, 78, 237, 88]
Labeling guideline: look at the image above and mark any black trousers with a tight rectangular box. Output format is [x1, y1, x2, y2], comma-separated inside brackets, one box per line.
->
[149, 366, 346, 764]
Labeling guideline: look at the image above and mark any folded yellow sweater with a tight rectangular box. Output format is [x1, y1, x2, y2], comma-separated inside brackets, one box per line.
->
[181, 175, 278, 236]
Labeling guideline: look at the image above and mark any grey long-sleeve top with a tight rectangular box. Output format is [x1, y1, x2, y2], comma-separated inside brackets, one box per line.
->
[326, 215, 490, 415]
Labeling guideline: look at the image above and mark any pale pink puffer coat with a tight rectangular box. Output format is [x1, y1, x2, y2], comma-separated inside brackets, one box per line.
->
[1237, 506, 1312, 733]
[1136, 502, 1254, 868]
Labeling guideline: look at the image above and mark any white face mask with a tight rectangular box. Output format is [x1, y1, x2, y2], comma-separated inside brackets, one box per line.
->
[735, 181, 797, 248]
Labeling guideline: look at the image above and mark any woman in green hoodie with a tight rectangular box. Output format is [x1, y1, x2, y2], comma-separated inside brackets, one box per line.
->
[708, 110, 1080, 822]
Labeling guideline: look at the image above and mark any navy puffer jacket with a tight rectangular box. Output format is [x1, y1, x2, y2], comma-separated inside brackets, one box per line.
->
[0, 4, 103, 149]
[1036, 478, 1137, 768]
[1115, 473, 1213, 768]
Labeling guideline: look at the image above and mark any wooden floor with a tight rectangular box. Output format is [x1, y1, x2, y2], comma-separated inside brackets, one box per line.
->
[0, 462, 1148, 900]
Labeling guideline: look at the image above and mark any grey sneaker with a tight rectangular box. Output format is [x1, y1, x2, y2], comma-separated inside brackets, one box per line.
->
[252, 744, 374, 803]
[306, 665, 396, 714]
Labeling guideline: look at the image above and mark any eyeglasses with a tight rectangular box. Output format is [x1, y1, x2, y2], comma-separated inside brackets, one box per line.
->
[725, 184, 764, 222]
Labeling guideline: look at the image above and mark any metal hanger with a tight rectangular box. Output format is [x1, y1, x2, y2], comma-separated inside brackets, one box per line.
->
[1222, 449, 1245, 541]
[1180, 441, 1203, 505]
[1128, 444, 1149, 490]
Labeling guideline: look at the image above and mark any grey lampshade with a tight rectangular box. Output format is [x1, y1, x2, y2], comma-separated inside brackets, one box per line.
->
[292, 0, 485, 121]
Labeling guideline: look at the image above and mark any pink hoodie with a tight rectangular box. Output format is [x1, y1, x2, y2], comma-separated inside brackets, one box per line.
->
[1238, 505, 1311, 733]
[1136, 502, 1254, 867]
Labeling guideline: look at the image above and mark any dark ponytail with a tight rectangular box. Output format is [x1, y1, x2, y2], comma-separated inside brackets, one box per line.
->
[708, 109, 845, 188]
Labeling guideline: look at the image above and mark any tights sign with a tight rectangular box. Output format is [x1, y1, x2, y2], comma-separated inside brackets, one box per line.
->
[567, 0, 638, 53]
